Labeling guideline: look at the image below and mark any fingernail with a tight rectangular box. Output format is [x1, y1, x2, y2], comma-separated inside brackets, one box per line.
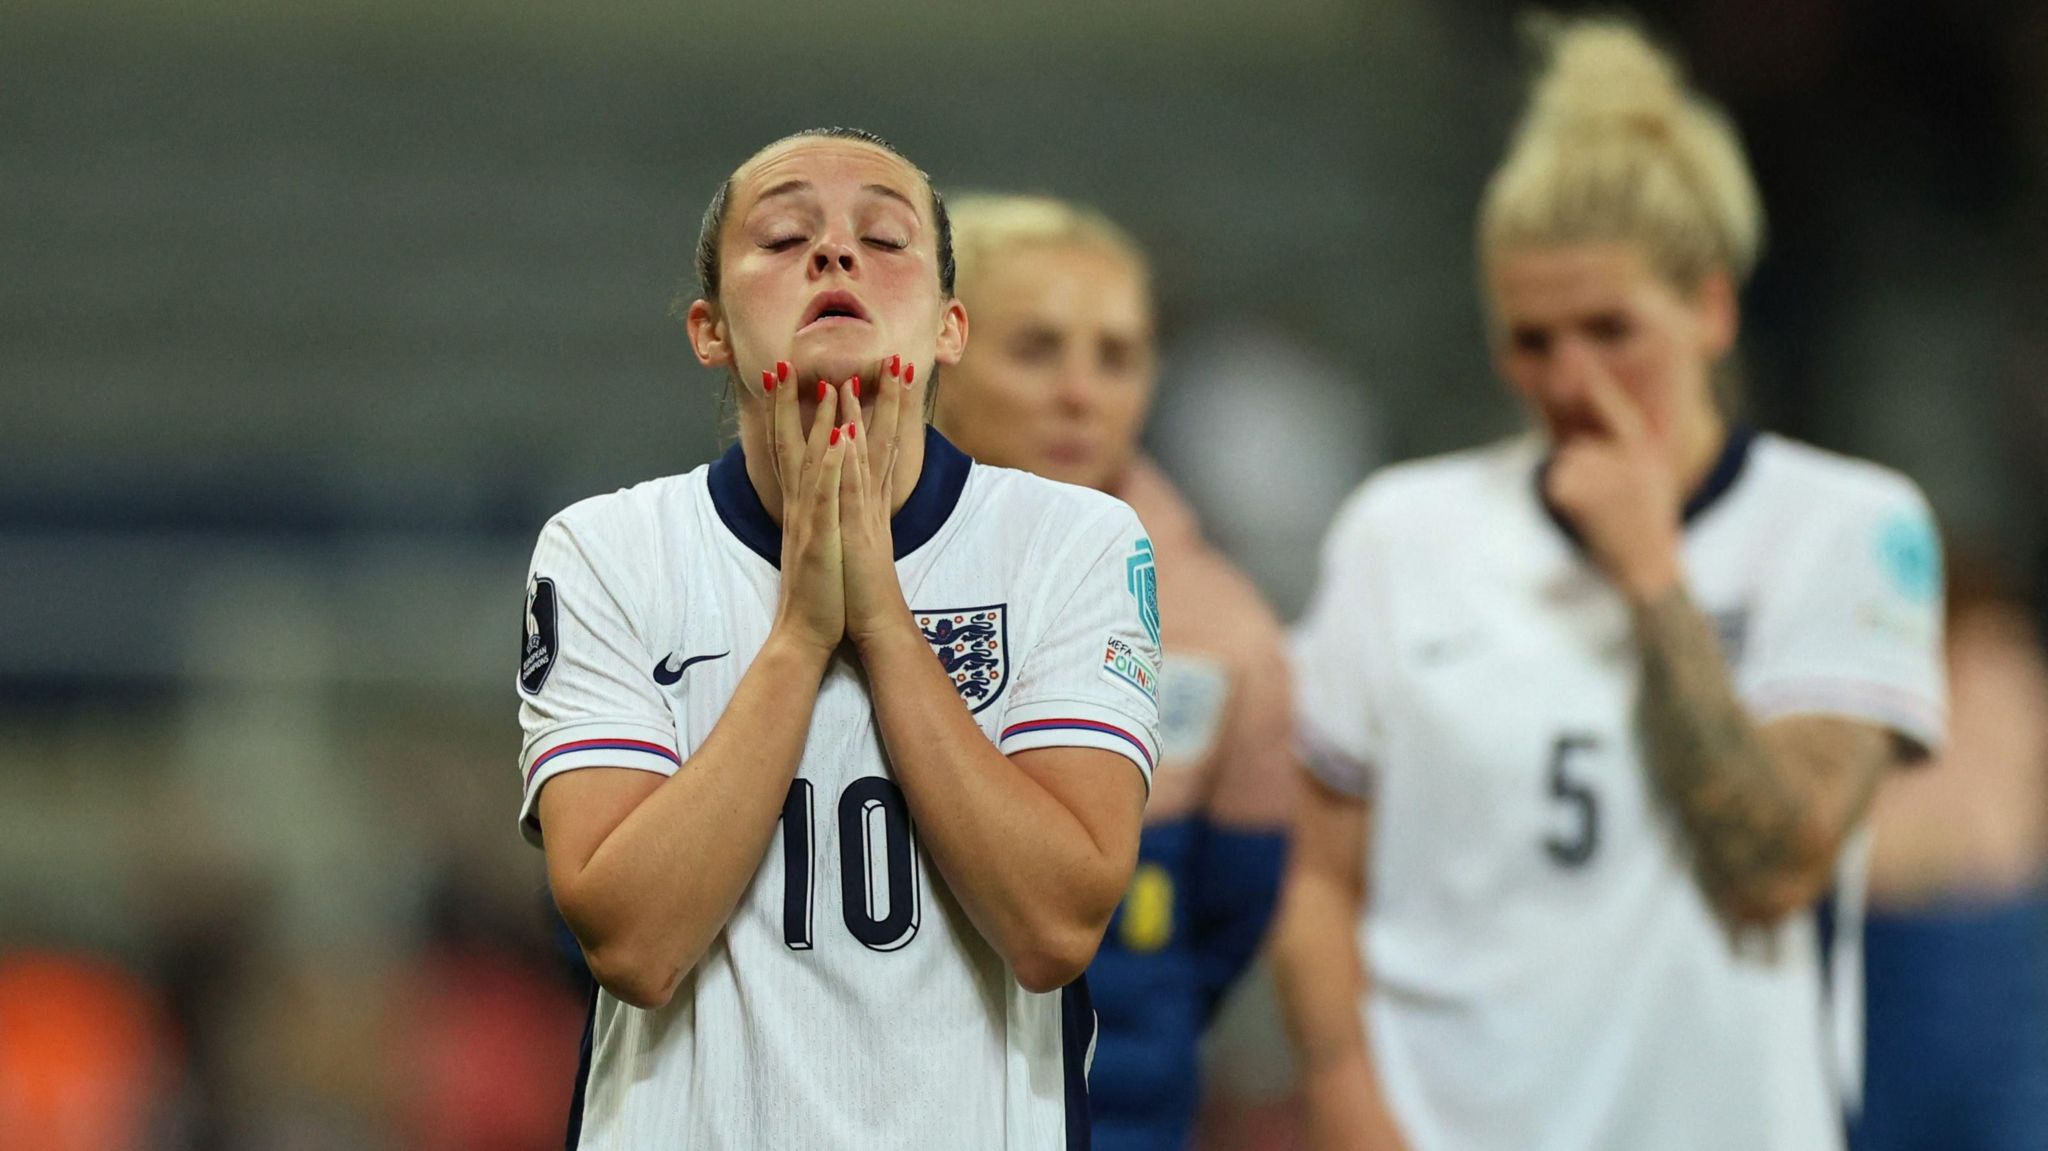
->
[847, 424, 857, 440]
[761, 368, 775, 392]
[830, 427, 841, 446]
[889, 354, 901, 378]
[904, 363, 916, 385]
[776, 360, 791, 382]
[850, 375, 861, 399]
[817, 381, 828, 403]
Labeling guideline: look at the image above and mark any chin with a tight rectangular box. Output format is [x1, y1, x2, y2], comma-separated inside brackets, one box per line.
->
[1039, 458, 1104, 491]
[792, 327, 884, 381]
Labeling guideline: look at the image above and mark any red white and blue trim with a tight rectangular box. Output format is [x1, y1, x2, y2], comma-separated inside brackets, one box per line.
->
[519, 721, 683, 846]
[526, 737, 682, 788]
[998, 707, 1158, 787]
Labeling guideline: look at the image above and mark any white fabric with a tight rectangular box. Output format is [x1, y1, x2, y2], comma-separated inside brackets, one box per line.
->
[517, 450, 1160, 1149]
[1292, 432, 1945, 1151]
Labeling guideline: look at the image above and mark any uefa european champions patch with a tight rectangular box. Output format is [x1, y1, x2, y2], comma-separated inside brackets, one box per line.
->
[520, 577, 558, 695]
[1126, 539, 1161, 649]
[915, 605, 1009, 714]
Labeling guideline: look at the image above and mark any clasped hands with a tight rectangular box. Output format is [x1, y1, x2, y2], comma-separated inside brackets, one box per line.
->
[764, 354, 922, 656]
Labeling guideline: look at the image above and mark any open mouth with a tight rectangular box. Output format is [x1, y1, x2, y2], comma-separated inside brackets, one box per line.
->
[799, 290, 871, 331]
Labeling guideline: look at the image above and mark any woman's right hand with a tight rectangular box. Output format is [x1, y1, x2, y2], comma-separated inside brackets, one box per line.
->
[765, 362, 849, 655]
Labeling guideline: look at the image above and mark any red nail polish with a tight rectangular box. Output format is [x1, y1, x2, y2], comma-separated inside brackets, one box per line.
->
[776, 360, 791, 382]
[761, 369, 775, 392]
[904, 363, 916, 385]
[889, 354, 902, 378]
[817, 381, 829, 403]
[848, 424, 857, 440]
[850, 375, 861, 399]
[830, 427, 841, 446]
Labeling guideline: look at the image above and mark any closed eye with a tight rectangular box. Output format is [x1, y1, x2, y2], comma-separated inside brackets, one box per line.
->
[1583, 313, 1633, 343]
[863, 236, 908, 251]
[761, 235, 807, 252]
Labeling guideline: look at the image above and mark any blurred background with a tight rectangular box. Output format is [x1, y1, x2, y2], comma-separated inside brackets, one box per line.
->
[2, 0, 2042, 1146]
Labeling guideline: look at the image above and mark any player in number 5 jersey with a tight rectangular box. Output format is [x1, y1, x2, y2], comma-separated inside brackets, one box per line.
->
[515, 128, 1160, 1149]
[1274, 18, 1946, 1151]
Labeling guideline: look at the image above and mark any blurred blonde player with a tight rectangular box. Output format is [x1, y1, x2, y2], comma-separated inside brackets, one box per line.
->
[935, 194, 1296, 1151]
[1854, 544, 2048, 1151]
[1275, 16, 1947, 1151]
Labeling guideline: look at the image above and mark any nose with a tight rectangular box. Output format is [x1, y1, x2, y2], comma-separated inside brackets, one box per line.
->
[810, 237, 858, 278]
[1543, 336, 1597, 406]
[1053, 361, 1097, 414]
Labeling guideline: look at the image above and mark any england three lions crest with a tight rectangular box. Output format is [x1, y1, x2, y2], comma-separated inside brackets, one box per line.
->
[915, 605, 1009, 714]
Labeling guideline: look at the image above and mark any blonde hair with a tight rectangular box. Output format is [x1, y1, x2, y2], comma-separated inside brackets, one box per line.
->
[1479, 14, 1764, 292]
[947, 193, 1150, 293]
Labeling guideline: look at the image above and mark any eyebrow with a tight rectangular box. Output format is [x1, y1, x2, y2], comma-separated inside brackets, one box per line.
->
[751, 179, 920, 214]
[862, 183, 919, 213]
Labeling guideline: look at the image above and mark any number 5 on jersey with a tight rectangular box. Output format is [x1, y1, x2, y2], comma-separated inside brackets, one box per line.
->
[1544, 734, 1601, 867]
[780, 778, 922, 952]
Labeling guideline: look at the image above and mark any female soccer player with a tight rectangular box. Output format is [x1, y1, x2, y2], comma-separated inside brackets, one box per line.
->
[1276, 18, 1946, 1151]
[934, 194, 1295, 1151]
[514, 128, 1160, 1148]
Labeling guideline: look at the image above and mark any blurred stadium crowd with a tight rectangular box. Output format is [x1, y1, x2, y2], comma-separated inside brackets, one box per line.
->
[3, 0, 2044, 1147]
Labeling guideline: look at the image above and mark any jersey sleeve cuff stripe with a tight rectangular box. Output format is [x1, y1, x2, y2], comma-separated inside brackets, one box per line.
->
[1294, 726, 1376, 798]
[1746, 677, 1947, 751]
[1000, 718, 1155, 774]
[525, 737, 681, 788]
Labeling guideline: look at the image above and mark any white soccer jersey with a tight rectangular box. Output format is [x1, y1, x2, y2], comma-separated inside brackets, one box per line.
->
[516, 429, 1162, 1150]
[1294, 429, 1945, 1151]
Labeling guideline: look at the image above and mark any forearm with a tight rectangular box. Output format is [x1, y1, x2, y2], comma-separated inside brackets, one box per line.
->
[557, 632, 831, 999]
[1300, 1053, 1408, 1151]
[1631, 585, 1881, 922]
[1272, 868, 1403, 1150]
[859, 620, 1134, 989]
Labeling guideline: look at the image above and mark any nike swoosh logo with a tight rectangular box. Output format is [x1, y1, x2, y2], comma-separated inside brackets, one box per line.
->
[652, 650, 729, 686]
[1414, 631, 1485, 666]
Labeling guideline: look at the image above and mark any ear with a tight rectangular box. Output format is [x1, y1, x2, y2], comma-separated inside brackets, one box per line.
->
[686, 299, 732, 367]
[935, 299, 969, 365]
[1693, 270, 1738, 361]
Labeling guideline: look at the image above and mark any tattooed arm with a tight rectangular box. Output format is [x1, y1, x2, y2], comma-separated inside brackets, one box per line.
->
[1632, 584, 1896, 925]
[1545, 367, 1905, 927]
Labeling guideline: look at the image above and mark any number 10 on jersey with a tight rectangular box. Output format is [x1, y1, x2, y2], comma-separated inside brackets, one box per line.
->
[780, 778, 922, 952]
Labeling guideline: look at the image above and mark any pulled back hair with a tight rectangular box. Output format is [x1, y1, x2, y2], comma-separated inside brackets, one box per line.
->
[693, 127, 956, 305]
[947, 193, 1151, 294]
[1479, 14, 1765, 293]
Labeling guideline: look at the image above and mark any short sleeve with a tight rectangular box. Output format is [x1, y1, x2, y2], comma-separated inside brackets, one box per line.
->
[996, 506, 1164, 790]
[516, 512, 682, 846]
[1740, 480, 1947, 757]
[1290, 489, 1385, 798]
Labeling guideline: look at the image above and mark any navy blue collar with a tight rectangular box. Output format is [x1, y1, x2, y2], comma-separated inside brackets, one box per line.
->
[1537, 424, 1755, 549]
[708, 426, 974, 568]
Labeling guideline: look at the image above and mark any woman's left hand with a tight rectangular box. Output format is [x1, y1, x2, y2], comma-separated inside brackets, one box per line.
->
[839, 354, 922, 652]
